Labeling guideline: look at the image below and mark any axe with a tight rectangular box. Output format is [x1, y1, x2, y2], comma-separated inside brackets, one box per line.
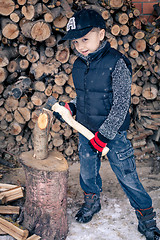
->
[43, 96, 109, 156]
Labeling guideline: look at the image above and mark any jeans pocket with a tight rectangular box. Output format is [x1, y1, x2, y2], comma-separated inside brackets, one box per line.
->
[116, 147, 136, 176]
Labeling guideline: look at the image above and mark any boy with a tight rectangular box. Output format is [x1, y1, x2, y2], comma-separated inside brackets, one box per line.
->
[57, 9, 160, 240]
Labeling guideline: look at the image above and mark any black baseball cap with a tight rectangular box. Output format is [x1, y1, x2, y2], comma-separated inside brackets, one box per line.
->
[58, 9, 106, 44]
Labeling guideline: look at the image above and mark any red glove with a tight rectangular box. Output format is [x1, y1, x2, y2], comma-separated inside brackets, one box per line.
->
[90, 132, 107, 153]
[59, 102, 72, 115]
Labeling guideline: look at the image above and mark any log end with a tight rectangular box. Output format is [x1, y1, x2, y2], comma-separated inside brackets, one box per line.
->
[37, 112, 48, 130]
[20, 150, 68, 172]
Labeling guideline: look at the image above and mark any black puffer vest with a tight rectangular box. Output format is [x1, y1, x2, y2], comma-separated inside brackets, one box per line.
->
[72, 41, 132, 132]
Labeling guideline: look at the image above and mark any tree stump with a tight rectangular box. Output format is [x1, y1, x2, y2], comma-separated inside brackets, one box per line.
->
[20, 112, 69, 239]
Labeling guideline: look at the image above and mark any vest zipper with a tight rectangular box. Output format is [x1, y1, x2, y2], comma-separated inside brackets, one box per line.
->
[84, 60, 90, 116]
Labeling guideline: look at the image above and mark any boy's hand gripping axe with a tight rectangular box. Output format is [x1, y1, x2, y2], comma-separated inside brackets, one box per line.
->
[43, 96, 109, 156]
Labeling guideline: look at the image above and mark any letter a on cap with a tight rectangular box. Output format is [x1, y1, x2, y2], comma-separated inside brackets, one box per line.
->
[67, 17, 76, 31]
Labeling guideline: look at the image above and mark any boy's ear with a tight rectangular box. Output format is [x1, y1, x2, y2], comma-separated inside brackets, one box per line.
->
[99, 29, 105, 41]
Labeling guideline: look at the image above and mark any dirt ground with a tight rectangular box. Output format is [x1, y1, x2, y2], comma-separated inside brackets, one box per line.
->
[0, 157, 160, 240]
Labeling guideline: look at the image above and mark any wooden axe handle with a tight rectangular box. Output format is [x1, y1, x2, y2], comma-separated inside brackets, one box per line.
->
[52, 103, 109, 156]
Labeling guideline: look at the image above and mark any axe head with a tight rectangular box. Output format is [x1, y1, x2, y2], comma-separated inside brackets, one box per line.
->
[43, 96, 57, 111]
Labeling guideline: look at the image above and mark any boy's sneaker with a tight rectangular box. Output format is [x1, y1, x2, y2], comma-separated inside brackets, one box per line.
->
[75, 192, 101, 223]
[136, 207, 160, 240]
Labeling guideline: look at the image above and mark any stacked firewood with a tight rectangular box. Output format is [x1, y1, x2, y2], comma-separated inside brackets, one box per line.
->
[0, 183, 41, 239]
[0, 0, 159, 163]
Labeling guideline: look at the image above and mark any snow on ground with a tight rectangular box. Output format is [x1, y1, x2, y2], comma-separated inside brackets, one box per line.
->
[0, 160, 159, 240]
[66, 190, 160, 240]
[66, 161, 160, 240]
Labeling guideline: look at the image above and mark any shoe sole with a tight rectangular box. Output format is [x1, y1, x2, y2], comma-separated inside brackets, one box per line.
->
[75, 204, 101, 224]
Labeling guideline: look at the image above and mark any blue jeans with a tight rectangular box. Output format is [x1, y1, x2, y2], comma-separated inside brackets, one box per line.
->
[78, 131, 152, 210]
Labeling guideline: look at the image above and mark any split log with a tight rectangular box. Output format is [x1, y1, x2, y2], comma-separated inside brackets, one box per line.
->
[21, 5, 35, 20]
[0, 206, 20, 215]
[0, 187, 24, 204]
[10, 10, 22, 23]
[59, 0, 73, 18]
[131, 96, 140, 105]
[0, 0, 15, 16]
[133, 8, 140, 17]
[145, 31, 158, 45]
[45, 35, 56, 47]
[130, 26, 145, 39]
[115, 12, 129, 24]
[19, 44, 30, 57]
[7, 59, 19, 73]
[111, 24, 120, 36]
[0, 229, 6, 235]
[11, 76, 31, 99]
[65, 144, 73, 156]
[4, 97, 19, 111]
[0, 108, 7, 121]
[26, 49, 39, 63]
[10, 121, 24, 136]
[120, 24, 129, 35]
[52, 84, 64, 95]
[1, 19, 19, 40]
[131, 83, 142, 96]
[53, 14, 68, 29]
[132, 39, 146, 52]
[21, 20, 51, 41]
[128, 47, 139, 58]
[33, 111, 52, 160]
[45, 84, 53, 96]
[33, 81, 45, 92]
[17, 0, 27, 5]
[45, 47, 54, 58]
[0, 217, 29, 240]
[0, 183, 19, 191]
[26, 235, 41, 240]
[14, 107, 31, 124]
[19, 59, 29, 71]
[105, 0, 124, 9]
[0, 47, 18, 67]
[56, 46, 70, 64]
[142, 83, 158, 100]
[30, 60, 61, 80]
[55, 72, 68, 86]
[0, 67, 8, 83]
[102, 10, 111, 20]
[31, 92, 46, 106]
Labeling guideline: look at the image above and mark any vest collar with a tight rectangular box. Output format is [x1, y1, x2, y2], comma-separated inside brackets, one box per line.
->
[75, 41, 111, 62]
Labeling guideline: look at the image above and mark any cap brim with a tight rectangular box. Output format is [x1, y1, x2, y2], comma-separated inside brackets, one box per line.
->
[58, 27, 93, 44]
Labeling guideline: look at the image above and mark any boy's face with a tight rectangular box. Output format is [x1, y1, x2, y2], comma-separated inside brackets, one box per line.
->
[72, 29, 105, 56]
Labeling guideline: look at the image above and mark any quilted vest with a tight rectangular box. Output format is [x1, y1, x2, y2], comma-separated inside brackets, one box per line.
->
[72, 41, 132, 132]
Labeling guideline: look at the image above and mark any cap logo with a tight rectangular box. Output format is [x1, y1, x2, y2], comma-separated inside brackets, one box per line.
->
[67, 17, 76, 31]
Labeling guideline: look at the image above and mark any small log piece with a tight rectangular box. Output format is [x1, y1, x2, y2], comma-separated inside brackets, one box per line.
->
[33, 111, 52, 160]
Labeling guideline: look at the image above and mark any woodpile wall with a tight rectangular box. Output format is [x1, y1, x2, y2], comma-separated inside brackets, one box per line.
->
[0, 0, 160, 164]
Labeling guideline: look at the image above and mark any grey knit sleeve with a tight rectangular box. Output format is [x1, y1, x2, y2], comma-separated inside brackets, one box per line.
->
[99, 58, 132, 140]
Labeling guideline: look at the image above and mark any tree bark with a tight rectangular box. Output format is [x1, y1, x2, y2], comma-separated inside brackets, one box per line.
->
[20, 150, 68, 240]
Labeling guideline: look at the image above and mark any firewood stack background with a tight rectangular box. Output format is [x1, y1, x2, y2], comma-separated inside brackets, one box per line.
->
[0, 0, 160, 166]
